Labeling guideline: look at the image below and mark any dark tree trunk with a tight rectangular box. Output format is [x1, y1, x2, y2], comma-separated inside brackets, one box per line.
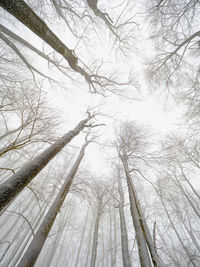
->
[0, 0, 77, 68]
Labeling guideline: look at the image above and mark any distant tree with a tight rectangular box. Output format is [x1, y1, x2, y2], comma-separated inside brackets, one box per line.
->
[89, 180, 112, 267]
[146, 0, 200, 85]
[145, 0, 200, 129]
[0, 81, 58, 158]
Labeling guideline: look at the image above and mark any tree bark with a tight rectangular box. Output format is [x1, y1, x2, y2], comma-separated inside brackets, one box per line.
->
[0, 116, 90, 211]
[17, 140, 90, 267]
[117, 171, 132, 267]
[120, 157, 152, 267]
[0, 0, 77, 68]
[90, 197, 103, 267]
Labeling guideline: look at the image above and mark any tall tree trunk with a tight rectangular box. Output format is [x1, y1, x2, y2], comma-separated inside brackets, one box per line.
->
[117, 171, 132, 267]
[0, 0, 77, 68]
[112, 208, 117, 267]
[17, 140, 90, 267]
[0, 116, 90, 211]
[85, 218, 93, 267]
[44, 197, 74, 267]
[159, 191, 198, 267]
[90, 197, 103, 267]
[120, 157, 152, 267]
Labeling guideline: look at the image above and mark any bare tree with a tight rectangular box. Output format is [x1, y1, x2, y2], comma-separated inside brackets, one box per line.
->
[0, 0, 135, 94]
[89, 180, 112, 267]
[17, 138, 90, 266]
[0, 81, 58, 158]
[146, 0, 200, 84]
[145, 0, 200, 130]
[0, 112, 97, 211]
[116, 121, 161, 267]
[116, 166, 132, 267]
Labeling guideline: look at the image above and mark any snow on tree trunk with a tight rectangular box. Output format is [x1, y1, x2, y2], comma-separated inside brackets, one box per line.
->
[0, 0, 78, 69]
[17, 140, 90, 267]
[0, 116, 90, 211]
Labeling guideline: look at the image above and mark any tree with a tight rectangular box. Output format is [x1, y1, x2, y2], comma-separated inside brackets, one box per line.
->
[89, 180, 112, 267]
[0, 112, 96, 211]
[116, 121, 161, 266]
[17, 138, 90, 266]
[116, 166, 132, 267]
[150, 133, 200, 266]
[0, 0, 135, 94]
[0, 81, 58, 158]
[146, 0, 200, 84]
[145, 0, 200, 129]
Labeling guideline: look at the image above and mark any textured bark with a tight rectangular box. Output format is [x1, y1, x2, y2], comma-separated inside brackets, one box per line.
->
[0, 0, 77, 68]
[0, 116, 90, 212]
[17, 140, 89, 267]
[0, 0, 93, 83]
[121, 155, 162, 266]
[117, 172, 131, 267]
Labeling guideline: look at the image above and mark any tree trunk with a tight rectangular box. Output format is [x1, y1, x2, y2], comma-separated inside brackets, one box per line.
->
[0, 116, 90, 211]
[85, 218, 93, 267]
[120, 157, 152, 267]
[117, 171, 132, 267]
[17, 140, 90, 267]
[0, 0, 77, 68]
[90, 198, 102, 267]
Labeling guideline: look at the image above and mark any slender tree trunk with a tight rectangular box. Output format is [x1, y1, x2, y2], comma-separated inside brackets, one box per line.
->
[117, 171, 131, 267]
[0, 0, 93, 83]
[85, 217, 94, 267]
[128, 176, 161, 266]
[0, 23, 61, 67]
[0, 116, 90, 211]
[109, 209, 115, 267]
[159, 190, 198, 267]
[112, 208, 117, 267]
[0, 0, 77, 68]
[55, 201, 76, 267]
[120, 157, 152, 267]
[75, 206, 90, 267]
[44, 197, 74, 267]
[14, 186, 58, 266]
[17, 140, 90, 267]
[90, 198, 102, 267]
[101, 224, 105, 267]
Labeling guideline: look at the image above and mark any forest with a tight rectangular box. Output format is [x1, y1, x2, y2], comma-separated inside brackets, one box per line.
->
[0, 0, 200, 266]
